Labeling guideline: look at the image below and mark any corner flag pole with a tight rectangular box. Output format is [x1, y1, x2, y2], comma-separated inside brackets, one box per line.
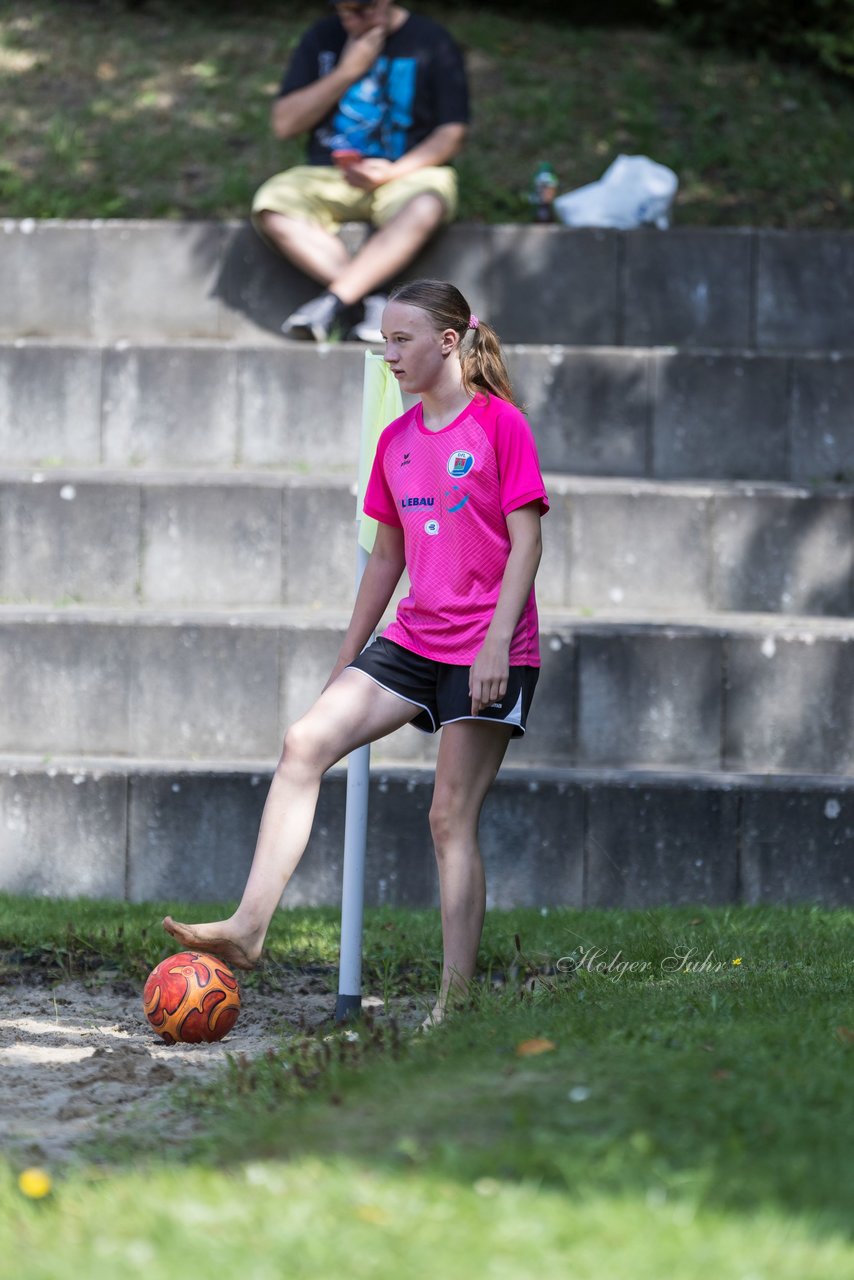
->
[335, 351, 403, 1023]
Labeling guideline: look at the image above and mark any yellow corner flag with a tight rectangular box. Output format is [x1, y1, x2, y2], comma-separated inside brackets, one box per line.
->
[358, 351, 403, 553]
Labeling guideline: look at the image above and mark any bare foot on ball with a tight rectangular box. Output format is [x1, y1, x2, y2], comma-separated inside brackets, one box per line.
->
[161, 916, 261, 971]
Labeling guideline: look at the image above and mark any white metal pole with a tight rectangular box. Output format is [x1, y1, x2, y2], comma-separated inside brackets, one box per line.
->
[335, 351, 401, 1023]
[335, 541, 371, 1023]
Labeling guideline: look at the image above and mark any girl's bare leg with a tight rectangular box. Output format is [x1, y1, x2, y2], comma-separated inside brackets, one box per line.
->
[423, 720, 513, 1025]
[163, 670, 416, 967]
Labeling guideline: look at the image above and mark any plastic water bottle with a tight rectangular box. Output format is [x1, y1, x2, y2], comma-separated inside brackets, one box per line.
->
[532, 162, 558, 223]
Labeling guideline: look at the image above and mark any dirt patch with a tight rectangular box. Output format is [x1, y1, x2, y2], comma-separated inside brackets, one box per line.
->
[0, 969, 421, 1167]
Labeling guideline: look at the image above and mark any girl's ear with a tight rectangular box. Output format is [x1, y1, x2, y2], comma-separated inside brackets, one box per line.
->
[441, 327, 460, 354]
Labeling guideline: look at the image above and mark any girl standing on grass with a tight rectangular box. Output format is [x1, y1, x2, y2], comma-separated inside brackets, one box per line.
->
[163, 278, 549, 1025]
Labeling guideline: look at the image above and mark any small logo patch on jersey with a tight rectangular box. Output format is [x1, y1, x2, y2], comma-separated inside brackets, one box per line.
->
[424, 519, 440, 536]
[401, 452, 411, 466]
[447, 450, 474, 478]
[445, 486, 470, 513]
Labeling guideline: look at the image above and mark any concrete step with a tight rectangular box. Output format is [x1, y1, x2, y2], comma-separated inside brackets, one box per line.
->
[3, 468, 854, 618]
[1, 755, 849, 908]
[3, 339, 854, 483]
[2, 220, 853, 352]
[0, 468, 360, 611]
[4, 605, 854, 776]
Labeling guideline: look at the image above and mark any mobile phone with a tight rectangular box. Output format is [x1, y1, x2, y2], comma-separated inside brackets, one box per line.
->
[332, 149, 362, 169]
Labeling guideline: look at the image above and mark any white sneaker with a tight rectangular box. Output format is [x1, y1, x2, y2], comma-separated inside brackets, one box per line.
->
[349, 294, 388, 343]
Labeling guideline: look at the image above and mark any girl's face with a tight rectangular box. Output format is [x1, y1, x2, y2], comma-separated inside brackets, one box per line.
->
[381, 300, 457, 396]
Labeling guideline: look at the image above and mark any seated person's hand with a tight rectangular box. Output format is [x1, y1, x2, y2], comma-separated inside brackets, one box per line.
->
[339, 23, 389, 81]
[344, 157, 398, 190]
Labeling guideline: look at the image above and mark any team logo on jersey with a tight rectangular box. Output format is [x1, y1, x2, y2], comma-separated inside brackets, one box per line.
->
[424, 519, 440, 536]
[447, 450, 474, 478]
[400, 452, 411, 466]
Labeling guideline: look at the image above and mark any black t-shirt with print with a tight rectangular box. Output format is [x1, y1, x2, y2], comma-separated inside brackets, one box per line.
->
[279, 14, 470, 164]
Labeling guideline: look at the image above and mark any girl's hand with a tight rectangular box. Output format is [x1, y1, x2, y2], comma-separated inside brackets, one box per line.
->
[469, 642, 510, 716]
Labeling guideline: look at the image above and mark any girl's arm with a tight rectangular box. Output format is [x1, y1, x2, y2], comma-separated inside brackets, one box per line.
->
[469, 502, 543, 715]
[323, 521, 406, 689]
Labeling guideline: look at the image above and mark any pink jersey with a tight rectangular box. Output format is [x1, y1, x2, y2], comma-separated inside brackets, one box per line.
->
[363, 393, 549, 665]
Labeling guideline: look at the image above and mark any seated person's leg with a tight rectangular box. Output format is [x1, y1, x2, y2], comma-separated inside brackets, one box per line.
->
[339, 168, 460, 343]
[364, 165, 459, 237]
[250, 166, 370, 340]
[258, 209, 351, 284]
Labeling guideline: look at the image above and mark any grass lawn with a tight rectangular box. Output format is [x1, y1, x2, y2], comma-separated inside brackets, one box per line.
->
[1, 896, 852, 1278]
[1, 0, 853, 226]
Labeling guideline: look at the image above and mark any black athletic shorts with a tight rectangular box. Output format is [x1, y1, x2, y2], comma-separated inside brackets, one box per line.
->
[347, 636, 539, 737]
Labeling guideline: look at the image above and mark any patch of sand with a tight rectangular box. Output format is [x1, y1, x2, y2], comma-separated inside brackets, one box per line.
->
[0, 972, 421, 1166]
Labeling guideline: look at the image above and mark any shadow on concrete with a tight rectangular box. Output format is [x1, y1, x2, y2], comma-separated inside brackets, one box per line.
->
[211, 221, 319, 339]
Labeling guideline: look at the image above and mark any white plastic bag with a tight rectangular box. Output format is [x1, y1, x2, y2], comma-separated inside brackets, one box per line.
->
[553, 154, 678, 230]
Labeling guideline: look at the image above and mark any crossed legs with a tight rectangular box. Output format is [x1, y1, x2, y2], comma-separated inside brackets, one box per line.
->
[256, 191, 446, 308]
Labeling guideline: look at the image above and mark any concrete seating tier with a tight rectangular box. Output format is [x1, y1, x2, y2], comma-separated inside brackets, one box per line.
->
[3, 341, 854, 482]
[2, 468, 854, 617]
[1, 220, 851, 908]
[3, 606, 854, 775]
[1, 758, 849, 909]
[2, 220, 852, 350]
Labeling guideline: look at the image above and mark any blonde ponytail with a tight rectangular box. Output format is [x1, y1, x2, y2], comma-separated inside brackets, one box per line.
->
[460, 320, 519, 407]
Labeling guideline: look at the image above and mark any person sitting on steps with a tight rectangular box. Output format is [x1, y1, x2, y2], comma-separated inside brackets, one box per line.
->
[251, 0, 470, 344]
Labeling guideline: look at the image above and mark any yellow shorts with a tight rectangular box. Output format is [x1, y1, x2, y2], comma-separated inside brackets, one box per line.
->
[251, 165, 459, 236]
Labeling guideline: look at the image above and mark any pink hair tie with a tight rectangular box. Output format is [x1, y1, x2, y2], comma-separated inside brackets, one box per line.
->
[468, 314, 480, 330]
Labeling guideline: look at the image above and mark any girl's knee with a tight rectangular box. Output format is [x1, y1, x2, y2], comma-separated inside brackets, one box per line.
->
[428, 800, 450, 849]
[277, 717, 323, 777]
[429, 792, 472, 851]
